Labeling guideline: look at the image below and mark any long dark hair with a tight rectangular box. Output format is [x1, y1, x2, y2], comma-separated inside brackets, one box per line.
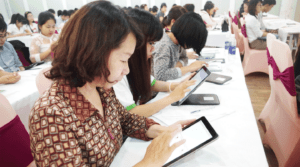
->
[127, 9, 163, 104]
[46, 1, 143, 88]
[248, 0, 262, 17]
[204, 1, 214, 15]
[24, 11, 34, 32]
[10, 13, 27, 25]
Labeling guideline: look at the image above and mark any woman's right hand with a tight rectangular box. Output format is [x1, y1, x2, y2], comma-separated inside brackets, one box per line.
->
[169, 80, 196, 102]
[139, 124, 185, 167]
[188, 61, 208, 73]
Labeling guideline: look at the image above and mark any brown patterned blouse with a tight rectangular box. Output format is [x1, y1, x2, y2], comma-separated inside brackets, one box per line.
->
[29, 79, 159, 167]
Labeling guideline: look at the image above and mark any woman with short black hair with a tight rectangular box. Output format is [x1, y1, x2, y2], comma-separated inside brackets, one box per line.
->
[245, 0, 268, 50]
[153, 12, 208, 81]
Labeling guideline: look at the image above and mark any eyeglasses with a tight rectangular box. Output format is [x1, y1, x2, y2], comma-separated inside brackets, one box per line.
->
[0, 33, 8, 40]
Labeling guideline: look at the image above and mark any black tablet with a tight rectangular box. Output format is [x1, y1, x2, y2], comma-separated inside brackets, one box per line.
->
[171, 66, 211, 106]
[163, 116, 219, 166]
[206, 73, 232, 85]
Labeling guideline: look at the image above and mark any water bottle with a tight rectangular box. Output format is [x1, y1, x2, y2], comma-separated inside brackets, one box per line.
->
[225, 32, 230, 50]
[229, 36, 236, 55]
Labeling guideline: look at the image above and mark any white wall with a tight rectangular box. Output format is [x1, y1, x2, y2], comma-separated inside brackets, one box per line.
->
[27, 0, 45, 18]
[46, 0, 64, 12]
[268, 0, 282, 16]
[0, 0, 11, 22]
[66, 0, 83, 10]
[8, 0, 26, 16]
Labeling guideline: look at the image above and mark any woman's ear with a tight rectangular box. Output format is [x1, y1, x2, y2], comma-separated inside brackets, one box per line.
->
[171, 19, 176, 24]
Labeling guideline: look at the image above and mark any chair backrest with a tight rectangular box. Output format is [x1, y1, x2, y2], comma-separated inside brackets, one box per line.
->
[36, 67, 53, 95]
[269, 35, 298, 123]
[266, 34, 277, 90]
[232, 23, 240, 42]
[266, 33, 276, 52]
[0, 94, 17, 128]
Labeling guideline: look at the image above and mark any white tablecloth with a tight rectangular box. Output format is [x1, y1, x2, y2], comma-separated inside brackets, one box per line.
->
[7, 33, 39, 47]
[111, 48, 269, 167]
[263, 18, 300, 42]
[205, 16, 230, 48]
[0, 62, 51, 132]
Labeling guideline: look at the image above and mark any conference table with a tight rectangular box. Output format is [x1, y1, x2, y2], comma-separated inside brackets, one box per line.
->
[7, 33, 39, 47]
[262, 13, 300, 51]
[0, 62, 51, 132]
[205, 16, 229, 48]
[111, 48, 269, 167]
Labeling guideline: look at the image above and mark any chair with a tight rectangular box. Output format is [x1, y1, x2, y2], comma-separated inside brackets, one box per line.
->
[16, 50, 31, 67]
[36, 67, 53, 95]
[0, 94, 36, 167]
[259, 34, 300, 167]
[240, 18, 269, 75]
[232, 22, 244, 54]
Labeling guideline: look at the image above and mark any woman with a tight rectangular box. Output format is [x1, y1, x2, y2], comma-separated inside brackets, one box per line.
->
[29, 1, 193, 166]
[239, 0, 251, 18]
[113, 9, 196, 117]
[29, 11, 58, 63]
[24, 11, 38, 33]
[245, 0, 268, 50]
[200, 1, 217, 28]
[7, 13, 31, 38]
[152, 12, 208, 81]
[162, 6, 198, 59]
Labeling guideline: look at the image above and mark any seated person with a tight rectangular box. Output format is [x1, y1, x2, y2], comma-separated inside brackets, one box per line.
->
[184, 4, 195, 12]
[150, 6, 158, 16]
[29, 2, 194, 166]
[239, 0, 251, 18]
[0, 66, 21, 84]
[7, 14, 31, 38]
[242, 2, 249, 16]
[245, 0, 268, 50]
[257, 0, 276, 30]
[152, 12, 208, 81]
[162, 6, 198, 59]
[200, 1, 217, 28]
[24, 11, 38, 33]
[0, 19, 25, 72]
[157, 3, 167, 22]
[114, 9, 196, 117]
[56, 10, 69, 28]
[30, 11, 58, 63]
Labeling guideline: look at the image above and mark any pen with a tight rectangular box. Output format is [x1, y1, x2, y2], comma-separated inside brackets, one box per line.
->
[190, 110, 201, 114]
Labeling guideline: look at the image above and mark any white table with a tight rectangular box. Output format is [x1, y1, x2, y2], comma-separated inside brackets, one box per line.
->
[111, 48, 269, 167]
[0, 62, 51, 132]
[7, 33, 39, 47]
[205, 16, 230, 48]
[262, 17, 300, 51]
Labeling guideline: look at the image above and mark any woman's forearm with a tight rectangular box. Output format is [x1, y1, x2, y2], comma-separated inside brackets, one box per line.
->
[30, 49, 51, 63]
[129, 95, 176, 117]
[152, 80, 179, 92]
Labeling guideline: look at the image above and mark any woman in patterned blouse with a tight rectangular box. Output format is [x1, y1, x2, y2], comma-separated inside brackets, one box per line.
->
[29, 1, 194, 167]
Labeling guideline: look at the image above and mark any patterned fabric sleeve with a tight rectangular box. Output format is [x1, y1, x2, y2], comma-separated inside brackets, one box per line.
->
[29, 107, 87, 167]
[29, 37, 42, 62]
[116, 100, 159, 141]
[153, 44, 181, 81]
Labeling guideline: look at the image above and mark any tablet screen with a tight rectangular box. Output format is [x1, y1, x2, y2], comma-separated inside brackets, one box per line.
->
[165, 119, 213, 165]
[178, 68, 210, 104]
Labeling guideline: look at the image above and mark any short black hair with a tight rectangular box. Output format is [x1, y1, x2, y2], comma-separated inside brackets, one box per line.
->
[263, 0, 276, 5]
[38, 11, 56, 31]
[172, 12, 208, 55]
[10, 13, 27, 24]
[152, 6, 158, 13]
[62, 10, 70, 16]
[135, 5, 139, 8]
[0, 18, 7, 32]
[173, 4, 177, 7]
[68, 10, 75, 16]
[184, 4, 195, 12]
[161, 3, 167, 9]
[57, 10, 62, 17]
[48, 9, 55, 14]
[0, 13, 3, 20]
[248, 0, 262, 16]
[74, 8, 78, 11]
[204, 1, 214, 12]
